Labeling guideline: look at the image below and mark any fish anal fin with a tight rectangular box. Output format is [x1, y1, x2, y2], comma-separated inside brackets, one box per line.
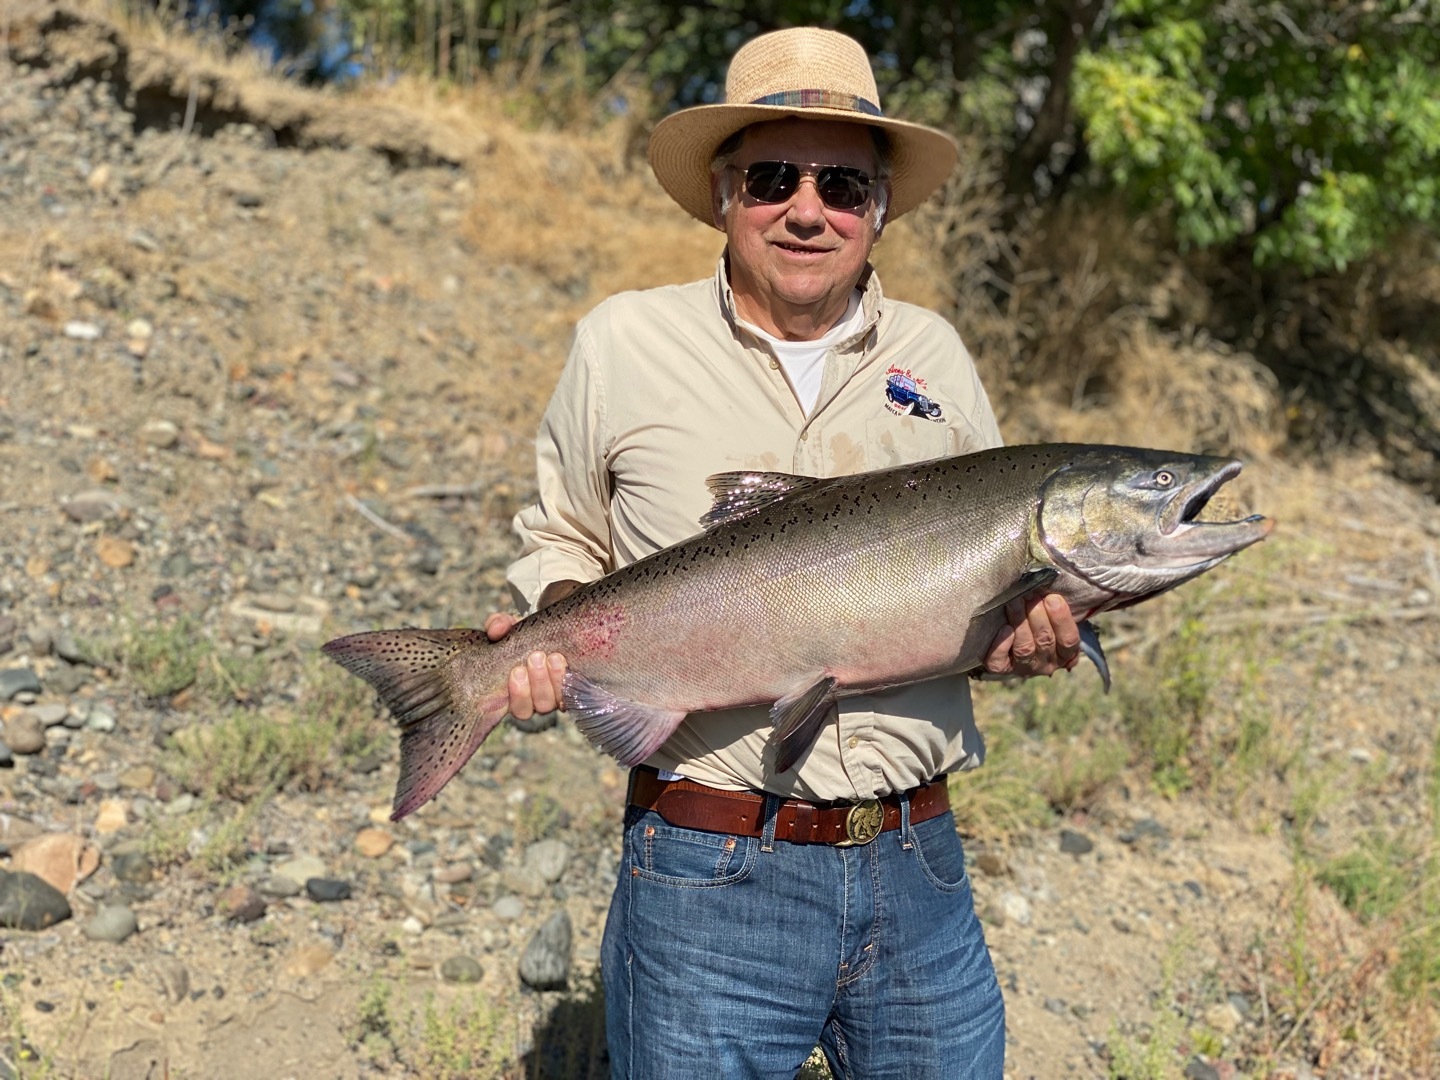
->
[770, 675, 839, 773]
[563, 672, 687, 767]
[973, 567, 1060, 620]
[701, 471, 822, 529]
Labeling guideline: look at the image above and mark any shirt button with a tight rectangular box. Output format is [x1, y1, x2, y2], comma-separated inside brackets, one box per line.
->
[847, 735, 860, 749]
[800, 430, 810, 441]
[769, 358, 780, 370]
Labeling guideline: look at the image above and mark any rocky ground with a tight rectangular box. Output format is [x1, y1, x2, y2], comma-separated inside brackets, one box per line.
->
[2, 4, 1439, 1078]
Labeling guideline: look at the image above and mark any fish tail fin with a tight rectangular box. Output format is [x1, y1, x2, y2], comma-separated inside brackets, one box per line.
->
[321, 628, 507, 820]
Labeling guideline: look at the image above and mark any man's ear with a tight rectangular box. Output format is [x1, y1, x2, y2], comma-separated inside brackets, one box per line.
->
[710, 173, 726, 230]
[873, 180, 890, 238]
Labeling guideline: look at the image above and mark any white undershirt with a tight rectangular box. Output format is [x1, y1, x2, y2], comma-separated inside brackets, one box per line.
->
[656, 293, 866, 783]
[740, 291, 865, 415]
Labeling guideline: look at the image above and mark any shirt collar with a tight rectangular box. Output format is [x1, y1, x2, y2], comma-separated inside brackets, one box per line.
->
[713, 252, 884, 349]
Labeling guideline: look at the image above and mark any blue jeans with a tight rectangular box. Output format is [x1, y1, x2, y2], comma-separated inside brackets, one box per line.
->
[601, 795, 1005, 1079]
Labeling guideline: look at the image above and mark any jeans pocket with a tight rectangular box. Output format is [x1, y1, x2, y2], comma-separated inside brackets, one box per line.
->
[910, 812, 971, 893]
[628, 809, 756, 889]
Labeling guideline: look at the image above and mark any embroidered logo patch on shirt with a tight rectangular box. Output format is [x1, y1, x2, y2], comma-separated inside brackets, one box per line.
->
[883, 368, 944, 421]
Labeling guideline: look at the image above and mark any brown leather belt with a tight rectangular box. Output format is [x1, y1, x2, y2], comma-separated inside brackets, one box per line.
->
[628, 766, 950, 847]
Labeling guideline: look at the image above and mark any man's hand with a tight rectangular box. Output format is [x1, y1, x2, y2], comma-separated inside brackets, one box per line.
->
[483, 579, 578, 720]
[484, 612, 568, 720]
[982, 592, 1081, 678]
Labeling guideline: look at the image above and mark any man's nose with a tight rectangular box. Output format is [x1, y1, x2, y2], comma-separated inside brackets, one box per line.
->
[785, 177, 826, 226]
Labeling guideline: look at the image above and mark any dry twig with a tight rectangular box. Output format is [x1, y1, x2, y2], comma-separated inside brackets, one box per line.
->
[344, 494, 416, 545]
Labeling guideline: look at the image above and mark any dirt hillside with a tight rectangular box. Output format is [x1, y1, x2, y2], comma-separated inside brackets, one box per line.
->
[1, 3, 1438, 1078]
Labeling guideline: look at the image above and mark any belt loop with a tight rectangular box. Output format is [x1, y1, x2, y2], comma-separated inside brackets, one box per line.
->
[760, 792, 780, 853]
[899, 789, 914, 850]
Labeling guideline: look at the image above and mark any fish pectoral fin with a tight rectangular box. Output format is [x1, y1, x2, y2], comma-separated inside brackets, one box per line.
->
[562, 671, 688, 768]
[973, 567, 1060, 619]
[769, 675, 839, 774]
[700, 471, 823, 529]
[1077, 620, 1111, 693]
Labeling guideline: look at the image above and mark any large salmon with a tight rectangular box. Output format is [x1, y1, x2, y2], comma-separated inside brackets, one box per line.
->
[324, 444, 1272, 819]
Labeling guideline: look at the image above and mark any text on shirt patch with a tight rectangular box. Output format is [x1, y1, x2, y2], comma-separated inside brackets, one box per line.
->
[883, 368, 944, 421]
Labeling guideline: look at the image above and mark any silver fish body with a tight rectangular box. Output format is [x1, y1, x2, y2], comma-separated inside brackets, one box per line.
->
[324, 444, 1272, 818]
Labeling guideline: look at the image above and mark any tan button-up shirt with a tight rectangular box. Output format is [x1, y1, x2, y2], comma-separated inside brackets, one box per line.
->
[508, 256, 1003, 802]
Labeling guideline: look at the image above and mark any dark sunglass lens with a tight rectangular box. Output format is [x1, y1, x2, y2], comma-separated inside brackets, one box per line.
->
[744, 161, 798, 203]
[817, 167, 871, 209]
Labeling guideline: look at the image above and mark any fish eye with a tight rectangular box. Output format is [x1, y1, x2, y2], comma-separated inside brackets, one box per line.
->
[1154, 470, 1175, 487]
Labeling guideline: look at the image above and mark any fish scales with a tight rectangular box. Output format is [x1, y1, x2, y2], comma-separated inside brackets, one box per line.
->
[324, 444, 1272, 818]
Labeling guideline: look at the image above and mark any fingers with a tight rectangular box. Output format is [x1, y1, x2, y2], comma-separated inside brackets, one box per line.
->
[983, 623, 1016, 673]
[485, 611, 518, 642]
[507, 651, 569, 719]
[986, 593, 1080, 678]
[1008, 595, 1039, 670]
[1045, 594, 1083, 671]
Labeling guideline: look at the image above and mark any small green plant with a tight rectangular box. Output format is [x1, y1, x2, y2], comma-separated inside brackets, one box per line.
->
[796, 1047, 834, 1079]
[164, 654, 386, 800]
[118, 613, 211, 698]
[947, 715, 1055, 840]
[197, 792, 273, 880]
[353, 976, 400, 1066]
[143, 810, 201, 870]
[1106, 939, 1189, 1079]
[1040, 737, 1129, 813]
[1119, 614, 1214, 796]
[414, 991, 510, 1080]
[517, 792, 566, 845]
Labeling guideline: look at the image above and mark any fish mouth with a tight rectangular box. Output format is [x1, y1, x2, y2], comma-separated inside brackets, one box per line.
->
[1152, 460, 1273, 560]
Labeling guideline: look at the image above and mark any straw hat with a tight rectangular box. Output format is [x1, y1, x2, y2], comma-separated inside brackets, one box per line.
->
[649, 27, 958, 229]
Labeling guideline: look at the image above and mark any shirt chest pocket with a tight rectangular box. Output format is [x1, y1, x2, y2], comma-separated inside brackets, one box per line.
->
[864, 416, 949, 470]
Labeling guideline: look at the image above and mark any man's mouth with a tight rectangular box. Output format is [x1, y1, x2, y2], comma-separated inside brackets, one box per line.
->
[773, 241, 831, 255]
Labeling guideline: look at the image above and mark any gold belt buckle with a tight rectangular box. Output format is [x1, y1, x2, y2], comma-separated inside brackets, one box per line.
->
[835, 799, 883, 847]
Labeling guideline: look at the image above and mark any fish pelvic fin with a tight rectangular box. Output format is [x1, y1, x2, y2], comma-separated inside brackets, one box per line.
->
[562, 672, 687, 767]
[321, 628, 506, 820]
[1077, 620, 1111, 693]
[770, 675, 839, 774]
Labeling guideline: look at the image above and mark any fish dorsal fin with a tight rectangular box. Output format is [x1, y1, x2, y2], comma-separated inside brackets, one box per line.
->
[700, 471, 822, 529]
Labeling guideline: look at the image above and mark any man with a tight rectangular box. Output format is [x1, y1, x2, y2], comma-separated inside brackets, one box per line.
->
[485, 28, 1080, 1079]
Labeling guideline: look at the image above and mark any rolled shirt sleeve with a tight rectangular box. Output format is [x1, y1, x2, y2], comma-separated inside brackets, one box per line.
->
[507, 323, 614, 613]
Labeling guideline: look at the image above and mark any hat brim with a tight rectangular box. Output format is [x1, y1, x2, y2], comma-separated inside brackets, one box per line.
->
[648, 104, 959, 229]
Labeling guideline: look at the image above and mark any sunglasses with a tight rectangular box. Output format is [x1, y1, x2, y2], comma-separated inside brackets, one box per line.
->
[734, 160, 874, 211]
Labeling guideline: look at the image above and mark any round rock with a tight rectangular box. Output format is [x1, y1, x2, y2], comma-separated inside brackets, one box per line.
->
[84, 905, 139, 944]
[0, 669, 42, 702]
[524, 839, 571, 885]
[519, 910, 572, 991]
[492, 895, 525, 921]
[3, 714, 46, 755]
[0, 870, 71, 930]
[305, 878, 352, 902]
[274, 855, 327, 887]
[440, 955, 484, 984]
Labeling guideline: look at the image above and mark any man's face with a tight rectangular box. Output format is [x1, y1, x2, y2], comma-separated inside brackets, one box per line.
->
[716, 119, 882, 339]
